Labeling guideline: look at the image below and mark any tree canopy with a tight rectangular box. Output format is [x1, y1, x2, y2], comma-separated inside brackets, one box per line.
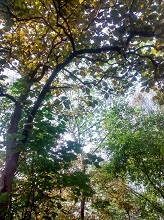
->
[0, 0, 164, 219]
[89, 101, 163, 219]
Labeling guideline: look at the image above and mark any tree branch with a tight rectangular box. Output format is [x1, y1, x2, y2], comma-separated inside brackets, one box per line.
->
[127, 51, 158, 67]
[134, 45, 164, 52]
[124, 182, 164, 214]
[0, 93, 17, 105]
[126, 29, 163, 47]
[33, 65, 49, 82]
[74, 45, 121, 55]
[49, 85, 72, 90]
[141, 161, 164, 199]
[76, 55, 110, 63]
[0, 3, 42, 21]
[53, 0, 75, 51]
[21, 52, 76, 142]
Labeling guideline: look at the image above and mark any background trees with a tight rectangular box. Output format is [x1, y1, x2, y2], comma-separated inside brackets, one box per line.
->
[0, 0, 164, 219]
[101, 101, 164, 219]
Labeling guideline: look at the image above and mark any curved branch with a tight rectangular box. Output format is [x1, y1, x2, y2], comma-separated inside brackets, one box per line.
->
[134, 45, 164, 52]
[0, 93, 17, 105]
[49, 85, 72, 90]
[75, 45, 121, 55]
[18, 44, 122, 143]
[126, 29, 163, 47]
[127, 51, 158, 67]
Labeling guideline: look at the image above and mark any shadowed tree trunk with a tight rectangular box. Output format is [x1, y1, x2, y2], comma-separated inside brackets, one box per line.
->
[81, 195, 86, 220]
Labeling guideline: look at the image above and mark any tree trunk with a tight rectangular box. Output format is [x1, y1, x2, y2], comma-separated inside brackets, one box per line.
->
[0, 95, 28, 218]
[81, 196, 85, 220]
[0, 152, 19, 219]
[0, 54, 74, 218]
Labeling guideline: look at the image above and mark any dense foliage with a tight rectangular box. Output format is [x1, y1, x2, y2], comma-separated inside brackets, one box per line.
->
[102, 103, 164, 219]
[0, 0, 164, 219]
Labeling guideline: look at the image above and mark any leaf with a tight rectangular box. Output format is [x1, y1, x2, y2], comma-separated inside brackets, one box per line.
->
[79, 0, 84, 4]
[109, 1, 114, 7]
[145, 87, 150, 93]
[23, 100, 33, 105]
[141, 71, 147, 77]
[152, 49, 157, 54]
[85, 87, 90, 94]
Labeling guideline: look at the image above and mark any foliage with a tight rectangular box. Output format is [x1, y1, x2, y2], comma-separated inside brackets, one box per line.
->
[89, 163, 164, 220]
[0, 0, 163, 94]
[8, 112, 93, 219]
[103, 102, 164, 218]
[0, 0, 164, 218]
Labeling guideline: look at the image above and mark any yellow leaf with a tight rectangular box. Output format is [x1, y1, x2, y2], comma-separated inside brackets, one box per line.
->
[141, 71, 147, 77]
[92, 0, 97, 8]
[79, 0, 84, 4]
[110, 1, 114, 7]
[19, 30, 24, 36]
[140, 15, 144, 21]
[7, 33, 12, 39]
[152, 49, 157, 54]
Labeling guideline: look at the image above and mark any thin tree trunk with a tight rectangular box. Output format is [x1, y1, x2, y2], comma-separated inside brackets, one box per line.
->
[80, 153, 86, 220]
[81, 195, 86, 220]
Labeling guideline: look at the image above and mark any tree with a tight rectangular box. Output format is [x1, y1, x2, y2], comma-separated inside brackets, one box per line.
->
[103, 102, 164, 218]
[0, 0, 163, 217]
[60, 92, 105, 220]
[90, 167, 140, 220]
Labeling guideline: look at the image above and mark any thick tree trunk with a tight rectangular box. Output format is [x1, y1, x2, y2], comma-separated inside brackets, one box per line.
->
[0, 94, 28, 218]
[0, 152, 19, 219]
[0, 103, 23, 218]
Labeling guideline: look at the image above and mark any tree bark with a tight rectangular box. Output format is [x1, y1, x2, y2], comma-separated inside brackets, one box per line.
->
[0, 152, 19, 219]
[81, 195, 85, 220]
[0, 92, 30, 218]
